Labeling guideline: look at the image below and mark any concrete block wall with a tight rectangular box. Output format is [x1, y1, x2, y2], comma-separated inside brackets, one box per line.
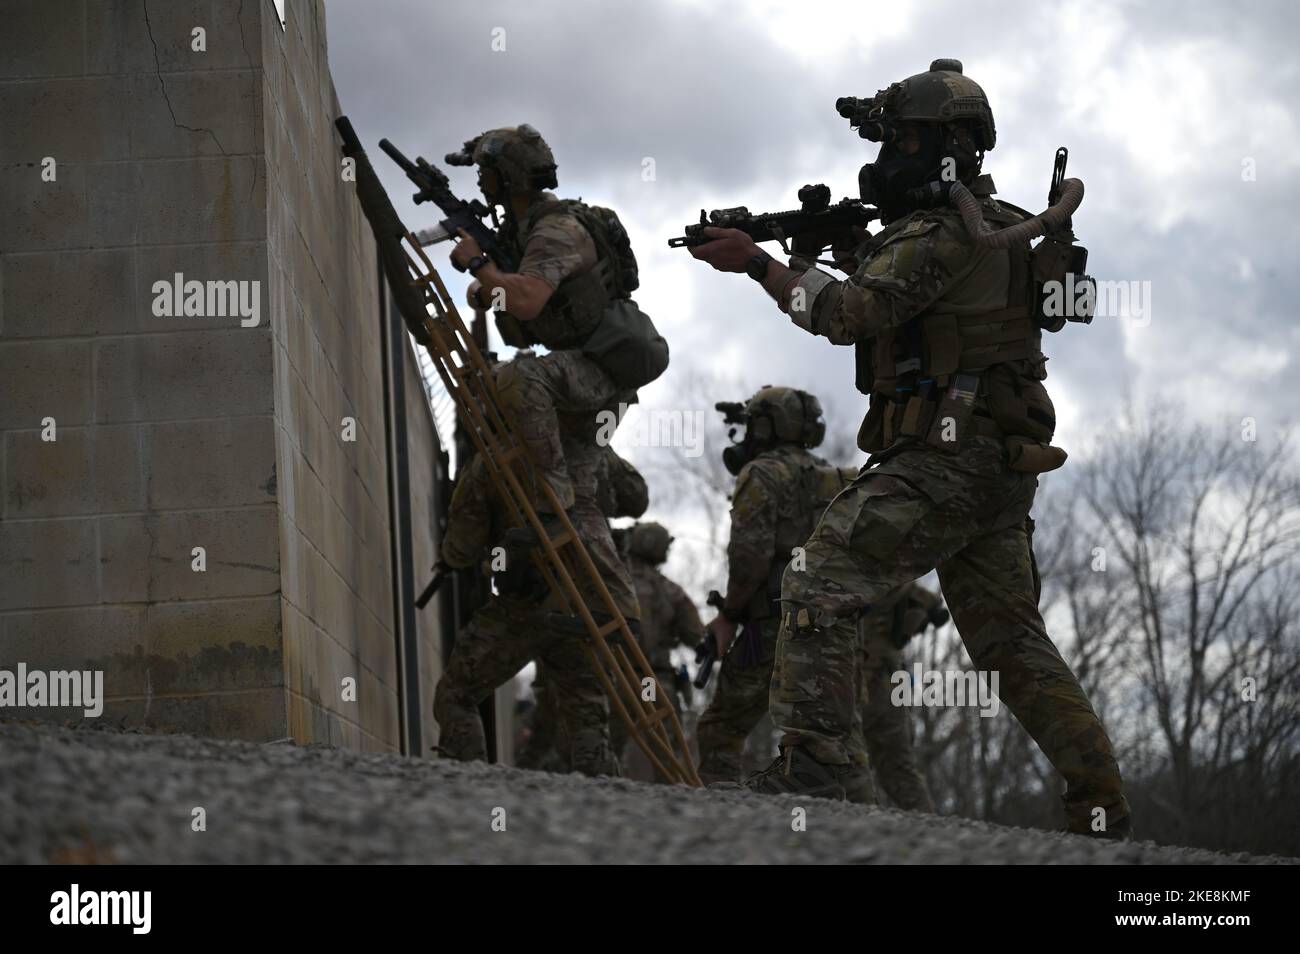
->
[1, 0, 454, 753]
[0, 0, 280, 738]
[262, 0, 402, 752]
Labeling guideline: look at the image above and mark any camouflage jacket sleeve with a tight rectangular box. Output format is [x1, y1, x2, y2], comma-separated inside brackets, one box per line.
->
[516, 211, 598, 290]
[667, 578, 705, 647]
[724, 459, 780, 614]
[601, 448, 649, 519]
[788, 211, 983, 345]
[440, 455, 495, 570]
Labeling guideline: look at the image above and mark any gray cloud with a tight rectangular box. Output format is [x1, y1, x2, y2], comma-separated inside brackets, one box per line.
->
[323, 0, 1300, 468]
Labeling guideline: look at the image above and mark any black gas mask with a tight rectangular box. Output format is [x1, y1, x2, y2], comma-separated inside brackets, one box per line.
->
[859, 124, 946, 222]
[722, 433, 760, 476]
[716, 401, 769, 476]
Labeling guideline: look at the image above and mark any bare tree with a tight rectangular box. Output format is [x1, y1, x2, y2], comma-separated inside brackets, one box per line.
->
[1077, 408, 1300, 829]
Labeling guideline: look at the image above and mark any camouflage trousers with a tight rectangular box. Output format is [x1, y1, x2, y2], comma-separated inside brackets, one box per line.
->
[695, 619, 781, 784]
[858, 633, 935, 813]
[433, 595, 616, 776]
[517, 657, 669, 777]
[564, 495, 641, 623]
[514, 662, 571, 773]
[774, 437, 1130, 833]
[496, 349, 632, 512]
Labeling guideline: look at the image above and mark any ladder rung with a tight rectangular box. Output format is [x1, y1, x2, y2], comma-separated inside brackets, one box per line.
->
[541, 530, 574, 549]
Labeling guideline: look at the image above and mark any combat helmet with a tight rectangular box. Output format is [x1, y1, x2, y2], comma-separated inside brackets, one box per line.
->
[878, 59, 994, 150]
[745, 385, 826, 448]
[838, 60, 995, 220]
[628, 522, 673, 564]
[445, 124, 557, 195]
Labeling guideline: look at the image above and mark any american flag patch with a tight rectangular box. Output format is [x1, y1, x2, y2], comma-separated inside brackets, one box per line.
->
[946, 379, 977, 406]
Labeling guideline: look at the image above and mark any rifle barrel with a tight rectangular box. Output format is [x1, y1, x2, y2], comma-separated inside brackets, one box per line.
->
[378, 138, 418, 176]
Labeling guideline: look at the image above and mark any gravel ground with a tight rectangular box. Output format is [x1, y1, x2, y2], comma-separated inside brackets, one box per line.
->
[0, 721, 1291, 865]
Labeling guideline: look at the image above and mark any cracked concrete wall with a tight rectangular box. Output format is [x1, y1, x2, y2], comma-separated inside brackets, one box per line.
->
[0, 0, 448, 752]
[0, 0, 280, 738]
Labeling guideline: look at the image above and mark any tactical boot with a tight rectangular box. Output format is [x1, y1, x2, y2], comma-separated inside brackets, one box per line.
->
[1065, 796, 1134, 841]
[1074, 813, 1134, 842]
[744, 746, 876, 804]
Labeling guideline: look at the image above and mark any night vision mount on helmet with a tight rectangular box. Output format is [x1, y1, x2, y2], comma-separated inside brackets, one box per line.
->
[445, 124, 559, 196]
[717, 386, 826, 476]
[836, 58, 996, 150]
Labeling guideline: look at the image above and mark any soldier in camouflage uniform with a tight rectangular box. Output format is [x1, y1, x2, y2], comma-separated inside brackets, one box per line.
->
[689, 60, 1131, 836]
[695, 387, 860, 790]
[624, 522, 705, 777]
[855, 581, 948, 812]
[447, 125, 667, 514]
[515, 451, 650, 773]
[432, 393, 644, 775]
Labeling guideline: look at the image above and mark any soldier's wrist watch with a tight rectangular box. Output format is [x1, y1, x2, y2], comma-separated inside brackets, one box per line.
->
[466, 254, 490, 276]
[745, 250, 774, 282]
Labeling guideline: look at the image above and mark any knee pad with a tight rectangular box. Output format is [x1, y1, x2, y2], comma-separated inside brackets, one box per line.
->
[494, 356, 541, 410]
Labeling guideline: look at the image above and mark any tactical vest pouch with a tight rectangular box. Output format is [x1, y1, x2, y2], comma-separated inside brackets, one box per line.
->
[984, 365, 1056, 443]
[857, 397, 887, 453]
[580, 299, 670, 389]
[854, 340, 876, 395]
[1005, 436, 1068, 474]
[1031, 233, 1091, 332]
[1031, 235, 1074, 285]
[494, 554, 549, 602]
[494, 312, 535, 348]
[573, 203, 640, 295]
[924, 373, 980, 452]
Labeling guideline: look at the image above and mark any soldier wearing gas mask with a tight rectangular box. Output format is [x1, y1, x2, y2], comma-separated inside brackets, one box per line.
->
[687, 60, 1131, 837]
[695, 386, 858, 788]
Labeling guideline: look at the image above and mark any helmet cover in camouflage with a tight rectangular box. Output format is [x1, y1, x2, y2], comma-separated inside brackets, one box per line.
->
[467, 124, 558, 195]
[870, 59, 995, 150]
[745, 386, 826, 448]
[628, 521, 673, 564]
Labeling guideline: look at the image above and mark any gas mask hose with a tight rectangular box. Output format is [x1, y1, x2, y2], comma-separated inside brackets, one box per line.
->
[949, 177, 1084, 248]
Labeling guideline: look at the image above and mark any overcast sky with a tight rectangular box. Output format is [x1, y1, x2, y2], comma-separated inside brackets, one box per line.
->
[323, 0, 1300, 580]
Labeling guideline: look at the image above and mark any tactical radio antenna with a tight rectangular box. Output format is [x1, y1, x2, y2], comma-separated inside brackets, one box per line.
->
[335, 116, 700, 786]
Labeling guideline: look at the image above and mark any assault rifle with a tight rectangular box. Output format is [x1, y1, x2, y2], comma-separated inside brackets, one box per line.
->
[693, 590, 726, 689]
[668, 183, 878, 253]
[375, 134, 519, 272]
